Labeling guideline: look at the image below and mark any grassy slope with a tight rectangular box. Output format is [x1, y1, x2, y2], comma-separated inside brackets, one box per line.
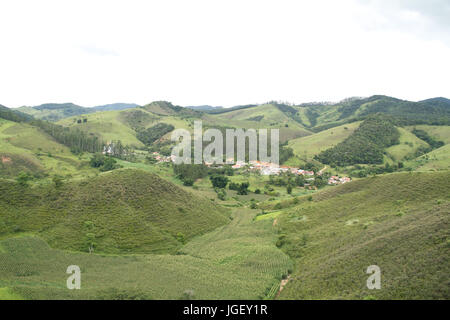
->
[385, 127, 429, 162]
[0, 207, 292, 300]
[0, 168, 230, 254]
[287, 121, 361, 161]
[0, 118, 94, 179]
[57, 107, 193, 147]
[204, 104, 312, 142]
[57, 110, 145, 147]
[405, 125, 450, 144]
[276, 171, 450, 299]
[405, 144, 450, 171]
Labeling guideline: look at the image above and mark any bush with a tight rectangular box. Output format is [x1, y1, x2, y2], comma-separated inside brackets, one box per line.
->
[210, 175, 229, 189]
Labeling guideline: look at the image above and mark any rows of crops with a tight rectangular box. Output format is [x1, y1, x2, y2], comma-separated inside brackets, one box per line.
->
[0, 207, 293, 300]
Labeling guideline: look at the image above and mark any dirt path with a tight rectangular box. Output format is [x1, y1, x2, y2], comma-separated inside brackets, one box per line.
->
[318, 165, 327, 174]
[275, 275, 291, 298]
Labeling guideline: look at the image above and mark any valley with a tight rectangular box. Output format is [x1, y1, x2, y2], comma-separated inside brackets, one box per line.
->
[0, 96, 449, 300]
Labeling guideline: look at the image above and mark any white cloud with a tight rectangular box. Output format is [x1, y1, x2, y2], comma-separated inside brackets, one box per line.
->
[0, 0, 449, 108]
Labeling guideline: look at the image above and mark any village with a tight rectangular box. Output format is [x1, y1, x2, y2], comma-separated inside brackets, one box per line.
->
[147, 151, 352, 185]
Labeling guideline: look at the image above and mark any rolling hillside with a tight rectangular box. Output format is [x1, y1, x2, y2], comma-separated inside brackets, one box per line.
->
[0, 118, 94, 179]
[16, 103, 139, 122]
[275, 171, 450, 299]
[204, 103, 312, 142]
[0, 207, 291, 300]
[0, 168, 230, 254]
[287, 121, 361, 161]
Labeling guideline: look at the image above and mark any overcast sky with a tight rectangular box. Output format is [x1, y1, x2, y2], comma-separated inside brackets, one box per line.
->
[1, 0, 449, 108]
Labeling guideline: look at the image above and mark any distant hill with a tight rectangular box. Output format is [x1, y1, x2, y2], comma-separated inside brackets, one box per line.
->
[142, 101, 200, 117]
[185, 105, 223, 112]
[0, 168, 230, 254]
[16, 102, 139, 121]
[17, 103, 88, 121]
[0, 104, 33, 122]
[296, 95, 450, 132]
[277, 170, 450, 299]
[91, 103, 139, 112]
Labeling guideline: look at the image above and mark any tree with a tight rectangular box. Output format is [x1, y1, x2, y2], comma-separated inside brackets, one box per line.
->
[217, 188, 227, 200]
[287, 184, 293, 194]
[237, 182, 250, 195]
[210, 175, 229, 189]
[183, 178, 194, 186]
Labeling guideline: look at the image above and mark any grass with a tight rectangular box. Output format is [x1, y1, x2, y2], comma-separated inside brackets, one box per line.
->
[276, 171, 450, 299]
[255, 211, 282, 221]
[288, 122, 361, 161]
[204, 104, 312, 142]
[0, 119, 95, 179]
[0, 168, 230, 254]
[405, 144, 450, 171]
[0, 207, 292, 300]
[405, 125, 450, 144]
[0, 287, 24, 300]
[385, 127, 429, 162]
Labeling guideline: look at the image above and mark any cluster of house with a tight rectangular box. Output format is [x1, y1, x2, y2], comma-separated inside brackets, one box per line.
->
[229, 160, 315, 176]
[148, 154, 351, 184]
[152, 152, 176, 163]
[328, 175, 351, 185]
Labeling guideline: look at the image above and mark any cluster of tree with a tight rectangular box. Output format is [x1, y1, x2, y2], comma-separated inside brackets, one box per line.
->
[279, 144, 294, 164]
[210, 175, 229, 189]
[136, 123, 174, 146]
[411, 129, 444, 150]
[32, 119, 104, 154]
[173, 163, 209, 186]
[349, 162, 404, 178]
[0, 105, 32, 122]
[229, 181, 250, 195]
[89, 154, 121, 172]
[315, 115, 400, 166]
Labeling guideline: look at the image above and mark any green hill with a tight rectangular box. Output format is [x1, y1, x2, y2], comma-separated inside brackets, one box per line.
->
[0, 118, 94, 179]
[0, 207, 291, 300]
[296, 96, 450, 132]
[288, 121, 361, 161]
[0, 168, 230, 254]
[275, 171, 450, 299]
[204, 103, 312, 142]
[315, 115, 400, 166]
[17, 103, 89, 121]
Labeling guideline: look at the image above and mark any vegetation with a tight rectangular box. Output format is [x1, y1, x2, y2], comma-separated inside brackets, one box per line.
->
[276, 171, 450, 299]
[315, 115, 400, 166]
[0, 169, 230, 254]
[136, 123, 174, 146]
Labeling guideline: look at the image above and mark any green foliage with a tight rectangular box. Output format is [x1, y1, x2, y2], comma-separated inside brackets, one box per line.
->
[277, 171, 450, 299]
[411, 129, 444, 149]
[89, 154, 121, 172]
[315, 115, 400, 166]
[210, 174, 229, 189]
[136, 123, 174, 145]
[173, 163, 209, 184]
[16, 171, 31, 187]
[0, 207, 291, 299]
[237, 182, 250, 195]
[0, 169, 230, 254]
